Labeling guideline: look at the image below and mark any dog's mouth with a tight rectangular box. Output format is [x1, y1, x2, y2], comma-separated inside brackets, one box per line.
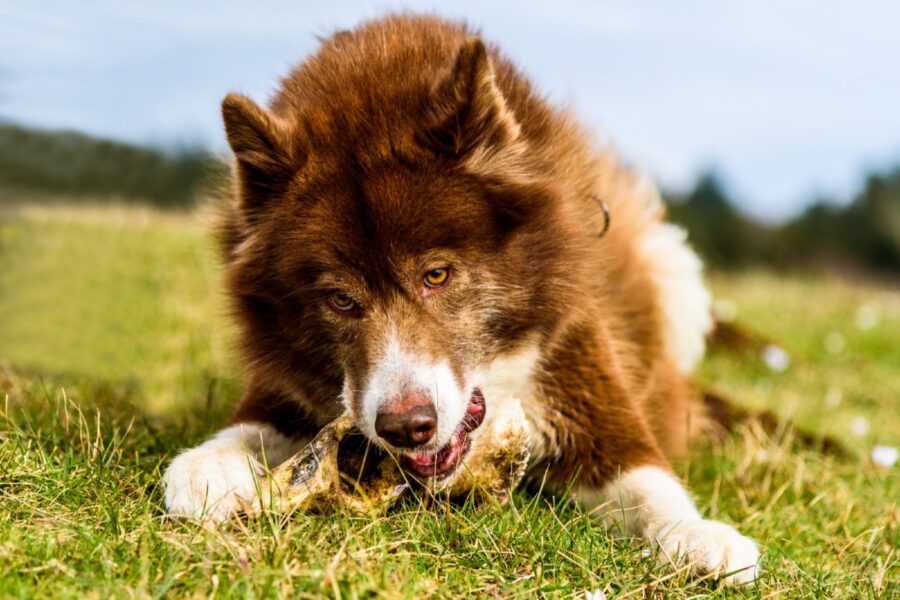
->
[401, 388, 486, 479]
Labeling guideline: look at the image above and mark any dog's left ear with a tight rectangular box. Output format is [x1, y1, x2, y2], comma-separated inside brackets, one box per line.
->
[421, 38, 521, 157]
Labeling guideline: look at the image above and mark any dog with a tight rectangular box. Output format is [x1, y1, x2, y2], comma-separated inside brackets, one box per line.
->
[163, 14, 760, 585]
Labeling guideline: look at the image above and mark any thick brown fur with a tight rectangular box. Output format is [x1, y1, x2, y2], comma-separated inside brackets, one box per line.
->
[219, 14, 694, 493]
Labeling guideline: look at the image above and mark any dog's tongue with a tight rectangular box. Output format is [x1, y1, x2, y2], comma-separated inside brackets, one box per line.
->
[408, 432, 458, 467]
[402, 388, 485, 478]
[409, 452, 436, 467]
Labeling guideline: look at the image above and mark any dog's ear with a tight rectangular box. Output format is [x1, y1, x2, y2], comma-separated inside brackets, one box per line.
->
[421, 38, 521, 157]
[222, 93, 303, 210]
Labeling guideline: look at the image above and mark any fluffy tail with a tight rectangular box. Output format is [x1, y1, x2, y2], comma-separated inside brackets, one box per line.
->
[698, 319, 845, 455]
[699, 388, 845, 456]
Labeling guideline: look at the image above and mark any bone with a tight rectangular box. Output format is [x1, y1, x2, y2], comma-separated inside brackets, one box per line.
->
[250, 398, 531, 515]
[431, 393, 531, 500]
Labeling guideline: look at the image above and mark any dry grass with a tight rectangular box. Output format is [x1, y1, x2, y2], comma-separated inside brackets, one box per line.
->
[0, 204, 897, 598]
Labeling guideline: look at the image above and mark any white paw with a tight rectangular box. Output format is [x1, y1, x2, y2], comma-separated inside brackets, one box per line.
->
[654, 519, 760, 585]
[163, 442, 262, 522]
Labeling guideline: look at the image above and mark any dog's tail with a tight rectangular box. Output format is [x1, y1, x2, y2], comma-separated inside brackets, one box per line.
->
[699, 390, 843, 455]
[697, 319, 845, 455]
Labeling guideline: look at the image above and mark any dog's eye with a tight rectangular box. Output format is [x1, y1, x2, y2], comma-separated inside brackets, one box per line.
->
[424, 267, 450, 288]
[328, 292, 356, 312]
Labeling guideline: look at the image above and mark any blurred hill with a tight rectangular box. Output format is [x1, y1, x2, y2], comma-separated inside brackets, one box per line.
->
[0, 121, 226, 207]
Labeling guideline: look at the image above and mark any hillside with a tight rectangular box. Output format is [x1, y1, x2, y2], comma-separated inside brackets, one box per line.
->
[0, 121, 226, 206]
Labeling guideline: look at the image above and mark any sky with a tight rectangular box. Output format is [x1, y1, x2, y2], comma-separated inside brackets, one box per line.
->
[1, 0, 899, 221]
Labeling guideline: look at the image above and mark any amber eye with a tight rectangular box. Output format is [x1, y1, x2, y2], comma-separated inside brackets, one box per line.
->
[328, 292, 356, 312]
[424, 267, 450, 288]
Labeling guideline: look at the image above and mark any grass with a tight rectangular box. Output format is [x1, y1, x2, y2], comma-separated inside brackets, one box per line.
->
[0, 202, 897, 598]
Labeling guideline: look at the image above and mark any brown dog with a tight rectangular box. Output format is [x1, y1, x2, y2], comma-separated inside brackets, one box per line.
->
[163, 14, 759, 585]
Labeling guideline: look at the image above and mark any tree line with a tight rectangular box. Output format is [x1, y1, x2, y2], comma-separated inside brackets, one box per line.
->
[1, 120, 896, 276]
[0, 121, 226, 207]
[666, 170, 900, 276]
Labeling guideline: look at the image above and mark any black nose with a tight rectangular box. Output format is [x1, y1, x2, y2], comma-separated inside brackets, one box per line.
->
[375, 402, 437, 448]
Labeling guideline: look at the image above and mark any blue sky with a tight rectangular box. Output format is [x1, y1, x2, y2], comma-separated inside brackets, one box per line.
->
[1, 1, 899, 220]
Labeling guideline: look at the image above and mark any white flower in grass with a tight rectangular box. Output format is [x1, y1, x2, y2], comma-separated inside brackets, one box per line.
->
[825, 388, 842, 408]
[871, 446, 898, 468]
[855, 303, 880, 330]
[762, 344, 790, 372]
[825, 332, 845, 354]
[850, 416, 870, 437]
[584, 590, 607, 600]
[713, 298, 738, 322]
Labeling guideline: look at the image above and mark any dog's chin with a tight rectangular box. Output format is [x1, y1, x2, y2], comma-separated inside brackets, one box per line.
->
[400, 388, 486, 480]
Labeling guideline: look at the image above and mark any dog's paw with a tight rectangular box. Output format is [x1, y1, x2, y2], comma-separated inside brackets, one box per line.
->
[162, 443, 262, 523]
[654, 519, 760, 585]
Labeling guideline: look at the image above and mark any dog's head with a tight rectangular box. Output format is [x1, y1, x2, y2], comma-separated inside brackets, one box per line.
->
[221, 37, 576, 478]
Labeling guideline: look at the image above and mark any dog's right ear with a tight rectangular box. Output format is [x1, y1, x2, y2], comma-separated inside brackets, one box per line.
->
[222, 93, 302, 210]
[421, 38, 521, 159]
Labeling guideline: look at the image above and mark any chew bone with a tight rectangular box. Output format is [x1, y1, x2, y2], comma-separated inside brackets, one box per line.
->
[251, 398, 531, 515]
[433, 394, 531, 499]
[255, 415, 407, 514]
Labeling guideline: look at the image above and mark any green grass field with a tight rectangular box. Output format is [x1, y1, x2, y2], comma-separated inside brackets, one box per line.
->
[0, 203, 897, 598]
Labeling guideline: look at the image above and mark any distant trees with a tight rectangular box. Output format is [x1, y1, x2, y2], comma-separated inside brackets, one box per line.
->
[666, 173, 769, 268]
[0, 119, 896, 276]
[0, 122, 226, 207]
[780, 170, 900, 272]
[666, 168, 900, 276]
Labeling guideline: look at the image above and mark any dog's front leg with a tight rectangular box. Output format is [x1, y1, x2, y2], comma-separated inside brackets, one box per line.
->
[533, 326, 760, 585]
[162, 388, 314, 522]
[577, 465, 760, 585]
[544, 415, 761, 585]
[538, 422, 761, 585]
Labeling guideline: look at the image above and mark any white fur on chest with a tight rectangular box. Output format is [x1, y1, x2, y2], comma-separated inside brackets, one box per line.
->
[480, 340, 557, 462]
